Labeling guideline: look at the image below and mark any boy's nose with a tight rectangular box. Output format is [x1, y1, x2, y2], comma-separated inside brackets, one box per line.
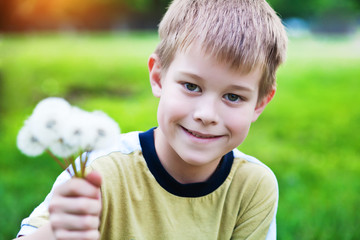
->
[192, 100, 219, 126]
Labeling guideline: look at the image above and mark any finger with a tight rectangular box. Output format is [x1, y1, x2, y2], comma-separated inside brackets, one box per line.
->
[49, 196, 101, 215]
[53, 229, 100, 240]
[85, 171, 102, 189]
[51, 212, 100, 231]
[55, 178, 100, 199]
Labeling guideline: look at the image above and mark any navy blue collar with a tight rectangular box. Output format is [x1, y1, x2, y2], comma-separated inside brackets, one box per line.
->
[139, 128, 234, 197]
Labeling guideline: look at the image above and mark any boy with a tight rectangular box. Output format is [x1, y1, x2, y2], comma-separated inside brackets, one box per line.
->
[17, 0, 287, 239]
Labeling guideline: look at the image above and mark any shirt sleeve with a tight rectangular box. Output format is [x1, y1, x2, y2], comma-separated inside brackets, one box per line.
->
[231, 164, 279, 240]
[16, 170, 72, 237]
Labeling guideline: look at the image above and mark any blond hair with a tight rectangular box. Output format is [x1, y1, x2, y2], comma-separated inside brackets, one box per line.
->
[155, 0, 288, 101]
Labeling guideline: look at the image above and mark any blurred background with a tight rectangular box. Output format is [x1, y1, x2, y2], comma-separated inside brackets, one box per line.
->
[0, 0, 359, 239]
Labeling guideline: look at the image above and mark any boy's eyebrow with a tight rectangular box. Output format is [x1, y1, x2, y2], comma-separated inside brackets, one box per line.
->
[178, 71, 204, 82]
[228, 84, 255, 92]
[178, 71, 255, 92]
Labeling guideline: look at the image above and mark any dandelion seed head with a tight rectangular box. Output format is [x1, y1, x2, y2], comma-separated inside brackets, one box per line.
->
[18, 97, 120, 163]
[49, 139, 78, 158]
[17, 125, 45, 156]
[90, 111, 120, 150]
[27, 97, 72, 145]
[62, 107, 91, 151]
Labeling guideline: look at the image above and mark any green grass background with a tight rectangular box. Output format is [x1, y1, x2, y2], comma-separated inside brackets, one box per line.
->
[0, 32, 359, 239]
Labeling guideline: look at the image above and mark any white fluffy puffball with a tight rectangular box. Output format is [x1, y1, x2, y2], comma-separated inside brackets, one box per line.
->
[17, 97, 120, 158]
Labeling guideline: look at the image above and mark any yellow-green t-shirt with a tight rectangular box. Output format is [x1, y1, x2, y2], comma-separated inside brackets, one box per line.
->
[17, 128, 278, 239]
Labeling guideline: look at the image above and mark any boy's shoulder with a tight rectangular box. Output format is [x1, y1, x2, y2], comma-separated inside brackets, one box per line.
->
[231, 148, 278, 192]
[229, 149, 278, 239]
[232, 149, 277, 180]
[229, 149, 278, 214]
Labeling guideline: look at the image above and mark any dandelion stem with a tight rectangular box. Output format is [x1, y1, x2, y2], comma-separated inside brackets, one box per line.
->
[81, 151, 90, 177]
[68, 156, 79, 178]
[62, 157, 72, 176]
[79, 152, 85, 178]
[45, 149, 67, 170]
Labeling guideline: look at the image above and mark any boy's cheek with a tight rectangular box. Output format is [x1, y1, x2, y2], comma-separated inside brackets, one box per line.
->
[158, 98, 188, 120]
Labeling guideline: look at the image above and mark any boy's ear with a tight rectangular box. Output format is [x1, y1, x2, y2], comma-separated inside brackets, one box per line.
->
[148, 53, 162, 98]
[252, 87, 276, 122]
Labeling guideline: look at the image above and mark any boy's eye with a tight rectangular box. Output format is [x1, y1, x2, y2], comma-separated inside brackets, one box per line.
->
[184, 83, 200, 92]
[224, 93, 241, 102]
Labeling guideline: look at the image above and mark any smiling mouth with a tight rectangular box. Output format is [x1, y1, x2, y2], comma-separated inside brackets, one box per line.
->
[182, 127, 221, 139]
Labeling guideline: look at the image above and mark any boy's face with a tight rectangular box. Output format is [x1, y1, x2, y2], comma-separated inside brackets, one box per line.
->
[148, 44, 274, 179]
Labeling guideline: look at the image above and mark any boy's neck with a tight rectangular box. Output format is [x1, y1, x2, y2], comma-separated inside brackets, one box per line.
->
[154, 128, 222, 184]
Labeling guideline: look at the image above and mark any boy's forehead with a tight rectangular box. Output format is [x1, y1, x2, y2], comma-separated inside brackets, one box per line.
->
[175, 42, 264, 78]
[169, 44, 263, 88]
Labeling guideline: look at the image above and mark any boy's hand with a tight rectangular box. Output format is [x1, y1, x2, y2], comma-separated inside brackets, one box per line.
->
[49, 171, 102, 240]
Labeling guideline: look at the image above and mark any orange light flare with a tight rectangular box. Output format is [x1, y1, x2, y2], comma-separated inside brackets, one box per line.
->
[3, 0, 126, 31]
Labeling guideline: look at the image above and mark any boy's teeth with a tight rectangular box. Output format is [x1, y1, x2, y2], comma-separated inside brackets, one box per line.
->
[188, 130, 214, 138]
[192, 132, 202, 138]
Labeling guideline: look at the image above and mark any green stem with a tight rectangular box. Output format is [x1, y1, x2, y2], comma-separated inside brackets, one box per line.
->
[68, 156, 79, 178]
[80, 152, 84, 178]
[79, 151, 85, 178]
[81, 151, 90, 177]
[62, 158, 72, 176]
[45, 149, 67, 170]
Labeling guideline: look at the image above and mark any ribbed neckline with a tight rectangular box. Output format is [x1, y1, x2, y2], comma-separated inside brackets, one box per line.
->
[139, 128, 234, 197]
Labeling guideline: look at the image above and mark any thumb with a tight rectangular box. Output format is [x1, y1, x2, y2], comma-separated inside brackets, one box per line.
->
[85, 171, 102, 188]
